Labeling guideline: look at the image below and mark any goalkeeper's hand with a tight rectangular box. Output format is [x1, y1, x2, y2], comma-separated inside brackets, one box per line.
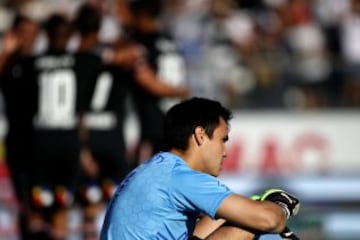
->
[251, 192, 301, 239]
[280, 226, 300, 240]
[260, 189, 300, 219]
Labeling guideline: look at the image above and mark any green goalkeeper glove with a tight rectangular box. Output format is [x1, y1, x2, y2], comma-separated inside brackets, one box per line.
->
[260, 189, 300, 218]
[250, 192, 300, 239]
[250, 194, 261, 201]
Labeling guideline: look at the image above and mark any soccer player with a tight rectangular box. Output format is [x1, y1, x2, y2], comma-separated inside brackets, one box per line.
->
[23, 13, 87, 240]
[122, 0, 189, 165]
[71, 4, 133, 239]
[100, 97, 300, 240]
[0, 13, 40, 240]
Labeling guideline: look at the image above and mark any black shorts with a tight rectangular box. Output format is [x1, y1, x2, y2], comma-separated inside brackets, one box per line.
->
[30, 130, 81, 187]
[87, 129, 128, 181]
[28, 130, 81, 210]
[78, 130, 129, 204]
[188, 237, 202, 240]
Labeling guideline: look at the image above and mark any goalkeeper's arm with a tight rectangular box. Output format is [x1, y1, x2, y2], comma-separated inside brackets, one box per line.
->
[216, 194, 289, 233]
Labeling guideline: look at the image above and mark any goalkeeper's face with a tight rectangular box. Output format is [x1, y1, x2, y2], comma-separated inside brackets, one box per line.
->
[201, 117, 229, 177]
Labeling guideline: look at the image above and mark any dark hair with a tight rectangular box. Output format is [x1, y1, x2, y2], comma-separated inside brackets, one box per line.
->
[164, 97, 233, 151]
[129, 0, 163, 18]
[73, 4, 102, 36]
[43, 13, 72, 43]
[12, 14, 33, 29]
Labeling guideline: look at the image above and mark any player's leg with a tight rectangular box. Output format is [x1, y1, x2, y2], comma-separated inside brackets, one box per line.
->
[192, 215, 283, 240]
[4, 135, 36, 239]
[205, 225, 255, 240]
[27, 139, 54, 240]
[194, 227, 282, 240]
[192, 215, 254, 240]
[40, 132, 80, 240]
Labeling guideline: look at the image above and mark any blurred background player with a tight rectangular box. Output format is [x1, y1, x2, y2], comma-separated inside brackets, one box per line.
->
[23, 13, 85, 240]
[71, 3, 133, 239]
[118, 0, 189, 165]
[0, 13, 40, 240]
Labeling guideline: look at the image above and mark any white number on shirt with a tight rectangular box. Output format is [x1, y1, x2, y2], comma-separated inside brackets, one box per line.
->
[35, 69, 77, 129]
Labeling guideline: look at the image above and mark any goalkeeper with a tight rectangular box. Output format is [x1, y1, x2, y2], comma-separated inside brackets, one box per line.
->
[100, 97, 300, 239]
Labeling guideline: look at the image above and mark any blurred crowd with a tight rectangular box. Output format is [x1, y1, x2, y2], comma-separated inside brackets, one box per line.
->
[172, 0, 360, 109]
[161, 0, 360, 110]
[0, 0, 359, 239]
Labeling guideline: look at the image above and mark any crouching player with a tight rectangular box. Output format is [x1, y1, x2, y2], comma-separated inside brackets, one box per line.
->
[100, 97, 301, 239]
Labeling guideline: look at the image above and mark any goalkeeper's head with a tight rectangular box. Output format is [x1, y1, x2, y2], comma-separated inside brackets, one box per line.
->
[164, 97, 233, 152]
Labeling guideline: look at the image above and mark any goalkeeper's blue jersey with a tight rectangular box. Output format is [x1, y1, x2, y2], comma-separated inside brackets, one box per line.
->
[100, 152, 233, 240]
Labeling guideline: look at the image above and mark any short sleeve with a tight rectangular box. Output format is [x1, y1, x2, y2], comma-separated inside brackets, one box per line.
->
[171, 169, 233, 219]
